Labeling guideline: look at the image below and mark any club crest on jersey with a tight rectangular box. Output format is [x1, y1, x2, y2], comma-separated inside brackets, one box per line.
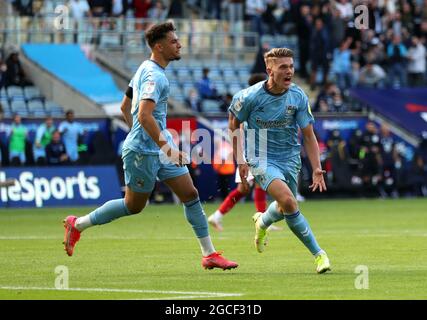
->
[233, 98, 243, 112]
[144, 81, 156, 94]
[285, 105, 297, 115]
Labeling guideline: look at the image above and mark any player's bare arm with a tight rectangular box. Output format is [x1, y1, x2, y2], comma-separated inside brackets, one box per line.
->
[228, 112, 249, 187]
[138, 99, 188, 166]
[301, 124, 327, 192]
[120, 95, 133, 128]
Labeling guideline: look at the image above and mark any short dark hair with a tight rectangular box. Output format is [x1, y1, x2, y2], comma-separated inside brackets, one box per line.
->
[248, 73, 267, 86]
[145, 22, 176, 48]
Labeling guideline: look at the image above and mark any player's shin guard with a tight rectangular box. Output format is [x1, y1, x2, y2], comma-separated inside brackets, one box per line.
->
[183, 197, 209, 238]
[89, 199, 131, 225]
[261, 201, 285, 227]
[285, 211, 322, 255]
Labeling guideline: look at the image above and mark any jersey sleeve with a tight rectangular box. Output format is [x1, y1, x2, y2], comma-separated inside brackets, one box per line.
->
[296, 92, 314, 129]
[228, 90, 251, 122]
[58, 121, 66, 133]
[138, 72, 166, 104]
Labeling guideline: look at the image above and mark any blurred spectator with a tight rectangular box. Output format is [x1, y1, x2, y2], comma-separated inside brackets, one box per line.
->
[148, 0, 167, 19]
[78, 129, 90, 164]
[8, 114, 28, 166]
[261, 0, 279, 35]
[329, 4, 346, 50]
[378, 124, 399, 198]
[133, 0, 152, 30]
[0, 106, 6, 166]
[418, 134, 427, 164]
[326, 129, 352, 188]
[334, 0, 353, 22]
[245, 0, 265, 35]
[247, 72, 267, 86]
[87, 0, 111, 17]
[407, 36, 426, 87]
[213, 137, 235, 200]
[348, 128, 363, 162]
[167, 0, 183, 18]
[386, 34, 408, 88]
[12, 0, 34, 16]
[0, 59, 7, 92]
[34, 116, 55, 165]
[45, 130, 70, 165]
[59, 110, 85, 163]
[219, 93, 233, 113]
[314, 82, 346, 112]
[251, 41, 270, 74]
[309, 17, 331, 90]
[69, 0, 91, 20]
[5, 52, 32, 87]
[226, 0, 244, 34]
[296, 4, 312, 79]
[357, 60, 386, 88]
[367, 1, 385, 35]
[359, 121, 382, 188]
[111, 0, 130, 17]
[331, 38, 353, 93]
[196, 68, 218, 100]
[185, 88, 202, 113]
[89, 131, 115, 164]
[69, 0, 92, 42]
[388, 12, 403, 38]
[408, 154, 427, 197]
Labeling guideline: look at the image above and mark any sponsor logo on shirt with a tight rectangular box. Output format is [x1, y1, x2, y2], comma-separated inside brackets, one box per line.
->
[255, 118, 291, 128]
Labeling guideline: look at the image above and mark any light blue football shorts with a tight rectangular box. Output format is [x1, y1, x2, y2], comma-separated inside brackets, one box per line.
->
[122, 148, 189, 193]
[250, 156, 302, 197]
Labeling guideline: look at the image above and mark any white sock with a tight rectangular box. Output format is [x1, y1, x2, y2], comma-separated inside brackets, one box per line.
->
[198, 236, 216, 256]
[75, 215, 93, 232]
[213, 210, 223, 221]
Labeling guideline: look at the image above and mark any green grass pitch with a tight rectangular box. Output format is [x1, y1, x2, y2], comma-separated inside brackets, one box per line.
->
[0, 198, 426, 300]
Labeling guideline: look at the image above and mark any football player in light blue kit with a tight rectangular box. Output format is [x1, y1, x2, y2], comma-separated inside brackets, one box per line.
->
[63, 22, 238, 270]
[58, 110, 84, 163]
[229, 48, 331, 273]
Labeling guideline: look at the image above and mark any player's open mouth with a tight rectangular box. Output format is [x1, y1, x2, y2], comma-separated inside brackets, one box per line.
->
[284, 77, 291, 82]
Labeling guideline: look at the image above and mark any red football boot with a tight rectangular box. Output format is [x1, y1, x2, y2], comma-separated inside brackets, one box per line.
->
[63, 216, 81, 256]
[202, 252, 238, 270]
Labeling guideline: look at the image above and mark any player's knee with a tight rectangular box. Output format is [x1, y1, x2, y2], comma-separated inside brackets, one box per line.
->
[280, 196, 298, 213]
[184, 187, 199, 202]
[125, 201, 146, 215]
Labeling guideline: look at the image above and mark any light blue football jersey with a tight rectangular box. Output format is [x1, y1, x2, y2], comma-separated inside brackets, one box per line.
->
[122, 60, 173, 155]
[229, 81, 314, 165]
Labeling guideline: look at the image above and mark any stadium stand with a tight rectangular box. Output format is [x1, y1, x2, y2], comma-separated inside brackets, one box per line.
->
[21, 44, 123, 105]
[0, 0, 425, 201]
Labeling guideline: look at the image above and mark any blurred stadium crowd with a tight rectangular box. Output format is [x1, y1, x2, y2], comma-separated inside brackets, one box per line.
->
[0, 0, 426, 200]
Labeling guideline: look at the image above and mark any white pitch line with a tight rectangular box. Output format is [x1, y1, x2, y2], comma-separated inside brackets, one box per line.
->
[0, 236, 59, 240]
[141, 295, 219, 300]
[0, 286, 243, 299]
[0, 236, 232, 240]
